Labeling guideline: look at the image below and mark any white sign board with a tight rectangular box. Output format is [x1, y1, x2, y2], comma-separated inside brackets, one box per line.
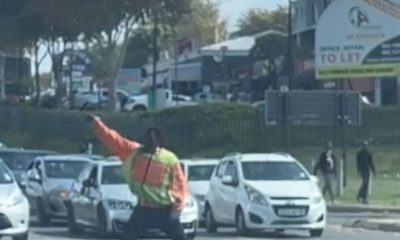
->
[316, 0, 400, 79]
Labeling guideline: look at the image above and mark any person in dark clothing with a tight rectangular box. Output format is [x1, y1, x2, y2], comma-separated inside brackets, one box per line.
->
[314, 141, 337, 203]
[356, 141, 375, 204]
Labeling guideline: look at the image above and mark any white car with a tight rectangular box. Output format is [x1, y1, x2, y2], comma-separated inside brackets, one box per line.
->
[66, 160, 198, 239]
[204, 152, 326, 238]
[180, 159, 219, 220]
[0, 159, 29, 240]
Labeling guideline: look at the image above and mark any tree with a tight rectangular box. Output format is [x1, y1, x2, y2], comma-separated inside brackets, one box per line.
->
[81, 0, 193, 111]
[233, 6, 287, 37]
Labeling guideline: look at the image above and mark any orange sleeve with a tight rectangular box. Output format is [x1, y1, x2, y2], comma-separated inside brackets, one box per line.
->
[170, 162, 188, 212]
[92, 118, 140, 160]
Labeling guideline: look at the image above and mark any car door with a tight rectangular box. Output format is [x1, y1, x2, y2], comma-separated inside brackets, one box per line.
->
[208, 161, 227, 223]
[73, 165, 92, 225]
[85, 166, 102, 225]
[26, 159, 43, 208]
[220, 161, 239, 224]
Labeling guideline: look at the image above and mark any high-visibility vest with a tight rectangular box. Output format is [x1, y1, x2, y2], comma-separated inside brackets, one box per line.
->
[122, 147, 178, 206]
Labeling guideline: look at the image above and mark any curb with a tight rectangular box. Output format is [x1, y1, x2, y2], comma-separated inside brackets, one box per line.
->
[344, 219, 400, 232]
[328, 205, 400, 214]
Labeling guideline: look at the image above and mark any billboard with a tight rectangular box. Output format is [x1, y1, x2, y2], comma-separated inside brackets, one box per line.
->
[316, 0, 400, 79]
[115, 69, 143, 95]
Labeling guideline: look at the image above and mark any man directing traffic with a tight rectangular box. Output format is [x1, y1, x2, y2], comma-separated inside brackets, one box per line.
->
[87, 115, 188, 240]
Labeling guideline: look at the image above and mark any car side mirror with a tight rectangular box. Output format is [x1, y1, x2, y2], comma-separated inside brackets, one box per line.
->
[222, 176, 234, 186]
[310, 175, 319, 184]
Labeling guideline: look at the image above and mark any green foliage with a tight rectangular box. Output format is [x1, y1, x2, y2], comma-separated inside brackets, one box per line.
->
[233, 6, 287, 37]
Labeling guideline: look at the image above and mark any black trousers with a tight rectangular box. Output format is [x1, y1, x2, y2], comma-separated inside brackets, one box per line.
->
[123, 205, 185, 240]
[357, 171, 370, 201]
[322, 173, 335, 202]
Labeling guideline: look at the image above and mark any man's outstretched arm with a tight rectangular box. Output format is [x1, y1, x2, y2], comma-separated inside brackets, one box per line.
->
[88, 115, 140, 160]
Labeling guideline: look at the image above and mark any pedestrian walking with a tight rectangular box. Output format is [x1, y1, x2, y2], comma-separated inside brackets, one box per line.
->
[356, 141, 375, 205]
[313, 141, 337, 203]
[87, 114, 187, 240]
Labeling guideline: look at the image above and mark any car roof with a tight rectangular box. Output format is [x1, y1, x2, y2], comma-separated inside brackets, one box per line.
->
[65, 154, 104, 160]
[226, 153, 296, 163]
[92, 160, 122, 167]
[180, 159, 220, 165]
[41, 155, 93, 162]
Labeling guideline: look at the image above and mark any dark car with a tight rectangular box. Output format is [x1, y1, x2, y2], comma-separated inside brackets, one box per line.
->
[0, 148, 56, 187]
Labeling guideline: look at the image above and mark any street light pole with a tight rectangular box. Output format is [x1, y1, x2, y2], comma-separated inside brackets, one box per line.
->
[287, 0, 293, 90]
[151, 11, 158, 110]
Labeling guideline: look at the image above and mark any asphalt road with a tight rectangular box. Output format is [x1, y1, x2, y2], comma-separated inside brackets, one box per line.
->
[6, 213, 400, 240]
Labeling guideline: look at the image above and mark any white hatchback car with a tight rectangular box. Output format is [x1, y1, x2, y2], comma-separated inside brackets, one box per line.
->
[0, 159, 29, 240]
[180, 159, 219, 220]
[204, 152, 326, 238]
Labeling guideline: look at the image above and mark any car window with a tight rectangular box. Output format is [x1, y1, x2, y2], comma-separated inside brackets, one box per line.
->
[44, 160, 88, 179]
[0, 163, 13, 184]
[88, 166, 98, 185]
[101, 166, 125, 184]
[0, 152, 48, 171]
[215, 161, 227, 178]
[188, 165, 216, 181]
[224, 161, 237, 180]
[78, 165, 92, 183]
[241, 161, 310, 181]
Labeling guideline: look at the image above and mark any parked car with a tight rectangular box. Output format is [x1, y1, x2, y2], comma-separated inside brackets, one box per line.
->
[204, 152, 326, 237]
[0, 159, 29, 240]
[0, 148, 56, 188]
[180, 159, 219, 221]
[24, 155, 92, 225]
[66, 160, 198, 239]
[72, 88, 131, 111]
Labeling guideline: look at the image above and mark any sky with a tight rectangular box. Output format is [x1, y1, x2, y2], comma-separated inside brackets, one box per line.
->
[38, 0, 286, 73]
[218, 0, 286, 31]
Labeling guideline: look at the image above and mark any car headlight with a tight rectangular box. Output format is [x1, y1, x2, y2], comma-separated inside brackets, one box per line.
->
[51, 188, 69, 200]
[107, 199, 134, 210]
[245, 185, 268, 206]
[6, 193, 24, 207]
[312, 196, 323, 204]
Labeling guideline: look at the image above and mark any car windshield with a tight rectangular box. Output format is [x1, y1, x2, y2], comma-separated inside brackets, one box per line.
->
[0, 152, 50, 171]
[45, 160, 88, 179]
[0, 163, 14, 184]
[188, 165, 216, 181]
[101, 166, 125, 184]
[241, 162, 309, 181]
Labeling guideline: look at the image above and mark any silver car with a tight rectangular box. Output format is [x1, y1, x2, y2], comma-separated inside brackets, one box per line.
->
[66, 160, 198, 239]
[24, 155, 92, 225]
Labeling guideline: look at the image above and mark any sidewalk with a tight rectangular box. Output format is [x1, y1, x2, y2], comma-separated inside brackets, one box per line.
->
[328, 203, 400, 214]
[344, 219, 400, 232]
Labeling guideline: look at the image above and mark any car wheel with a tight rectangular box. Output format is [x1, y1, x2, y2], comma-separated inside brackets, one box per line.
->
[66, 202, 83, 235]
[36, 198, 50, 226]
[204, 205, 218, 233]
[310, 229, 324, 238]
[12, 232, 28, 240]
[97, 205, 109, 237]
[235, 208, 249, 236]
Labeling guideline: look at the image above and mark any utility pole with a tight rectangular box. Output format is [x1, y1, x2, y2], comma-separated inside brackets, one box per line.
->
[151, 11, 159, 110]
[0, 53, 5, 101]
[287, 0, 293, 90]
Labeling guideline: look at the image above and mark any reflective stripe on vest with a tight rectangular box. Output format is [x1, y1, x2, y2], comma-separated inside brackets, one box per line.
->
[122, 147, 177, 206]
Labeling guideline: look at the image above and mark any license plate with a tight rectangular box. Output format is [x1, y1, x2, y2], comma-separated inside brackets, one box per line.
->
[278, 208, 306, 216]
